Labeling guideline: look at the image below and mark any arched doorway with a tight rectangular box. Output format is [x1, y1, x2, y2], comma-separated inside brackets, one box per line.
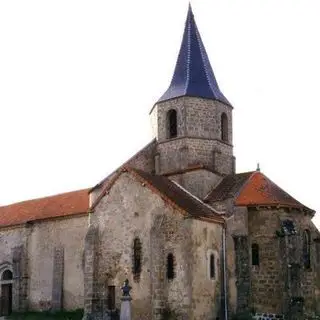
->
[0, 269, 13, 316]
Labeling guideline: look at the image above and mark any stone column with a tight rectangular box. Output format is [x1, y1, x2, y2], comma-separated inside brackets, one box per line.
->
[12, 245, 28, 312]
[83, 226, 99, 320]
[150, 216, 165, 320]
[52, 246, 64, 311]
[233, 235, 250, 313]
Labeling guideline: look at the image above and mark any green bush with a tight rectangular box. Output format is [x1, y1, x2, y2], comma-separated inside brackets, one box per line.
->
[231, 310, 254, 320]
[9, 309, 84, 320]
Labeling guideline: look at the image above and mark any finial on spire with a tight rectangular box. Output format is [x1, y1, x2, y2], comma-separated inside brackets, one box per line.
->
[256, 163, 260, 172]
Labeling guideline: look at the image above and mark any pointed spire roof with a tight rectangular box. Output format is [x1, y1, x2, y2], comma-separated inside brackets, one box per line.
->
[157, 4, 231, 106]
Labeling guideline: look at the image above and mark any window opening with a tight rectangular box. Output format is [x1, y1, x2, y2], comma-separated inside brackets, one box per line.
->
[303, 230, 311, 269]
[107, 285, 116, 310]
[168, 109, 177, 138]
[252, 243, 259, 266]
[132, 238, 142, 281]
[167, 253, 175, 280]
[210, 254, 215, 279]
[221, 113, 228, 142]
[1, 270, 12, 281]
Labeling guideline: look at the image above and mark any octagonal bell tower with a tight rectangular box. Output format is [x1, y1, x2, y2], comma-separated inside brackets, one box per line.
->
[150, 5, 235, 197]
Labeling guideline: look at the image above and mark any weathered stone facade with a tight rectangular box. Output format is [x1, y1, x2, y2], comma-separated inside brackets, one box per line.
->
[1, 4, 320, 320]
[0, 215, 88, 314]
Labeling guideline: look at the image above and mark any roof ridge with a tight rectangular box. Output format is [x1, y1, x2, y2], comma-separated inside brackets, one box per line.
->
[90, 139, 156, 192]
[171, 180, 226, 215]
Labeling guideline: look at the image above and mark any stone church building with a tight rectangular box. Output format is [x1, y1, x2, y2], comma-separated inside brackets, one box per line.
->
[0, 5, 319, 320]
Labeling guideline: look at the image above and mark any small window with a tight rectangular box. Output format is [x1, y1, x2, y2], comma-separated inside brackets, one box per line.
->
[281, 220, 297, 235]
[252, 243, 259, 266]
[303, 230, 311, 269]
[221, 113, 228, 142]
[1, 270, 13, 281]
[210, 254, 215, 279]
[132, 238, 142, 281]
[107, 285, 116, 310]
[167, 109, 177, 139]
[167, 253, 175, 280]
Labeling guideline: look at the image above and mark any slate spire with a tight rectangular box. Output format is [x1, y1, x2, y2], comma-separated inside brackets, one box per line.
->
[157, 4, 231, 106]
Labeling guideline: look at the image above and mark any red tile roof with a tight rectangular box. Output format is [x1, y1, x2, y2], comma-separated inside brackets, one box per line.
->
[204, 171, 253, 202]
[205, 171, 314, 214]
[0, 189, 90, 228]
[235, 172, 313, 212]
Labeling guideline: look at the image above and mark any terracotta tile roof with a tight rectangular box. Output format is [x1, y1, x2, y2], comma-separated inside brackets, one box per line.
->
[0, 188, 90, 228]
[235, 172, 313, 212]
[204, 171, 253, 202]
[128, 168, 225, 223]
[205, 171, 314, 214]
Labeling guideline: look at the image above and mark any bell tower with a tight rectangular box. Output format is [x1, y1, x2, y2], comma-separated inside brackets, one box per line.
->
[150, 5, 235, 197]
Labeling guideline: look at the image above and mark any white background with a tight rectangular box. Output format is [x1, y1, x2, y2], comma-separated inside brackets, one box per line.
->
[0, 0, 319, 227]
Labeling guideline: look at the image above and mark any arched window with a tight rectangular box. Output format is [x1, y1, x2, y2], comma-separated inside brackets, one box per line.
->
[166, 253, 175, 280]
[252, 243, 259, 266]
[1, 270, 12, 281]
[303, 230, 311, 269]
[132, 238, 142, 280]
[210, 254, 215, 279]
[221, 113, 228, 142]
[167, 109, 177, 139]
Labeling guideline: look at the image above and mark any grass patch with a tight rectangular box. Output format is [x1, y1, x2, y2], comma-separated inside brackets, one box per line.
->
[9, 309, 83, 320]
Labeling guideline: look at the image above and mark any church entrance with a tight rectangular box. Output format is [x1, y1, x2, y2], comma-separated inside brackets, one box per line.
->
[0, 270, 13, 316]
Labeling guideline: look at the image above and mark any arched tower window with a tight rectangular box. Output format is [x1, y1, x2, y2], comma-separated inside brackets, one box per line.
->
[252, 243, 259, 266]
[1, 270, 12, 281]
[303, 230, 311, 269]
[221, 112, 228, 142]
[167, 109, 177, 139]
[132, 238, 142, 281]
[210, 254, 215, 279]
[166, 253, 175, 280]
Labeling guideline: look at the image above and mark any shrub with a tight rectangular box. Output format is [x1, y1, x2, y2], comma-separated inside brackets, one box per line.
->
[231, 310, 254, 320]
[9, 309, 84, 320]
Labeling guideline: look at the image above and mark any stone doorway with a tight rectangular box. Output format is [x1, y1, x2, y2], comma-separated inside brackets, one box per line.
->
[0, 270, 13, 316]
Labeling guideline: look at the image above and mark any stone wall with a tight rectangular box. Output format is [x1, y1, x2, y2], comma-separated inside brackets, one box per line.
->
[89, 172, 160, 319]
[152, 97, 232, 144]
[190, 219, 223, 320]
[88, 171, 224, 320]
[248, 207, 318, 317]
[151, 97, 234, 176]
[27, 215, 88, 310]
[0, 215, 88, 312]
[0, 226, 29, 312]
[157, 138, 233, 176]
[168, 169, 222, 200]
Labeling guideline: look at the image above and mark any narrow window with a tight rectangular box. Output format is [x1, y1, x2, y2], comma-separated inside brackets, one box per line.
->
[107, 286, 116, 310]
[252, 243, 259, 266]
[132, 238, 142, 281]
[167, 253, 175, 280]
[1, 270, 12, 281]
[221, 113, 228, 142]
[167, 109, 177, 139]
[210, 254, 215, 279]
[303, 230, 311, 269]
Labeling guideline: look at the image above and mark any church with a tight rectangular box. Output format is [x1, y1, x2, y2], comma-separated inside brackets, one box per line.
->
[0, 4, 319, 320]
